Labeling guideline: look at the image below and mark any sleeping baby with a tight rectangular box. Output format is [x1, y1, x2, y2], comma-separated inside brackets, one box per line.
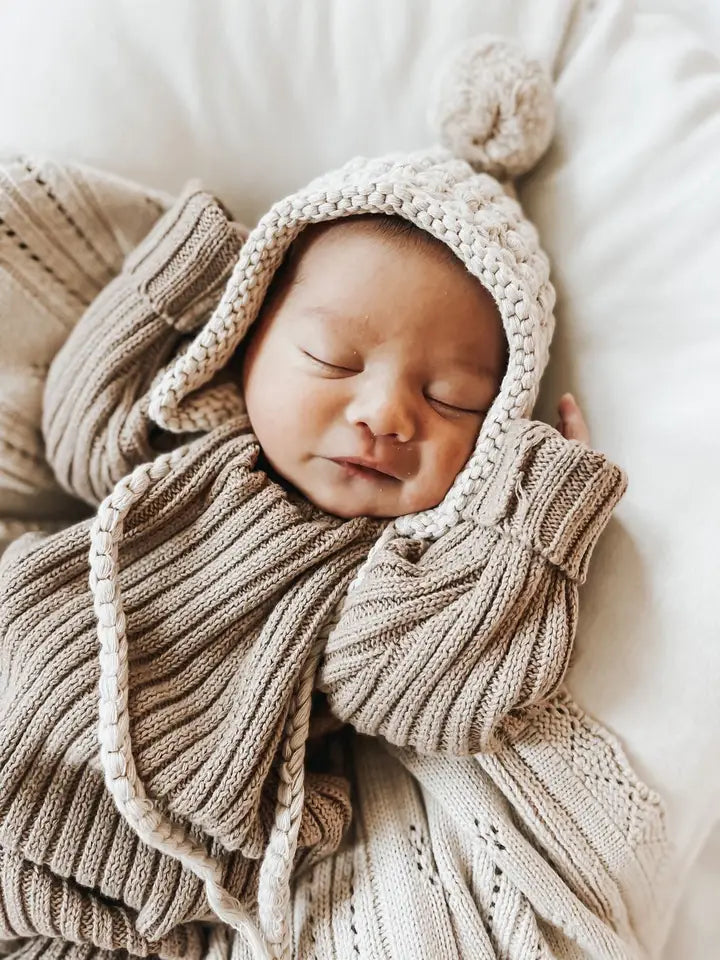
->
[236, 211, 590, 521]
[0, 35, 634, 960]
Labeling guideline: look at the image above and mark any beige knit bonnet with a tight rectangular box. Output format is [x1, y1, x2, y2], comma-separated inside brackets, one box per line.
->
[88, 34, 558, 960]
[147, 33, 557, 541]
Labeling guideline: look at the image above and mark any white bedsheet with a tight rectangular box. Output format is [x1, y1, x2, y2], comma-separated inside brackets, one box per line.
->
[0, 1, 718, 954]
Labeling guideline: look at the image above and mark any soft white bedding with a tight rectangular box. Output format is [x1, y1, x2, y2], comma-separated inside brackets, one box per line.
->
[0, 1, 718, 954]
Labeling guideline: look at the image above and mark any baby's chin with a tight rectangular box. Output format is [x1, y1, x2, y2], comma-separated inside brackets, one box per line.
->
[300, 469, 445, 521]
[296, 480, 398, 520]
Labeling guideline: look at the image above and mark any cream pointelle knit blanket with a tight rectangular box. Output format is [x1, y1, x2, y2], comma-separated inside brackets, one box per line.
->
[0, 159, 672, 960]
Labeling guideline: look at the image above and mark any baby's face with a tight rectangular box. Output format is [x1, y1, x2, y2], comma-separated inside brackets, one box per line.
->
[240, 220, 506, 519]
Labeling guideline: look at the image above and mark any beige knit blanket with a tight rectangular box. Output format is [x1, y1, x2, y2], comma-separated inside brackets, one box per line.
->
[0, 160, 671, 960]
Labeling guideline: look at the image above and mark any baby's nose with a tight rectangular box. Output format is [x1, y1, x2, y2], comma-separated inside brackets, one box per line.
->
[347, 382, 416, 443]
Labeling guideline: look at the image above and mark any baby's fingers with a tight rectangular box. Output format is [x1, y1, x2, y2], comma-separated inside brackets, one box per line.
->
[556, 393, 591, 446]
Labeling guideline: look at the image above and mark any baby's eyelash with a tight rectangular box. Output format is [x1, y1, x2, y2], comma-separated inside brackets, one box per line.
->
[303, 351, 353, 372]
[429, 397, 483, 415]
[303, 350, 486, 415]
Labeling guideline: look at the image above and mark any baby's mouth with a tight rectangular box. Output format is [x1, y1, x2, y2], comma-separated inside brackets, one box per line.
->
[328, 458, 399, 482]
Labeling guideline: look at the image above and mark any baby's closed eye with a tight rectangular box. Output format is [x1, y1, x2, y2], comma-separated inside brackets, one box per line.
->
[301, 349, 358, 372]
[300, 344, 491, 409]
[427, 397, 488, 416]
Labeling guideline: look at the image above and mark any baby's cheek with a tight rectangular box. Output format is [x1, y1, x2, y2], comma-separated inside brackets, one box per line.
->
[292, 381, 339, 436]
[245, 371, 299, 456]
[261, 380, 336, 468]
[428, 428, 477, 492]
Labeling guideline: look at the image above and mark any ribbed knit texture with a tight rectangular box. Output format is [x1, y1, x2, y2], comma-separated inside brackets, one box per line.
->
[0, 419, 381, 957]
[42, 182, 249, 506]
[318, 421, 626, 756]
[0, 162, 672, 959]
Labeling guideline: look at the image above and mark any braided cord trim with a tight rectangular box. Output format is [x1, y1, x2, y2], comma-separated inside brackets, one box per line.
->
[88, 448, 271, 960]
[256, 629, 325, 959]
[256, 520, 396, 959]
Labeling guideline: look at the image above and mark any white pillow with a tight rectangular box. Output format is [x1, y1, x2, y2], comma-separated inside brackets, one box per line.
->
[1, 1, 718, 953]
[0, 0, 573, 223]
[522, 6, 720, 948]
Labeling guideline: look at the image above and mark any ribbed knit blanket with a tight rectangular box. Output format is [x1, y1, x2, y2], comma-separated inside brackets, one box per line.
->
[0, 159, 672, 960]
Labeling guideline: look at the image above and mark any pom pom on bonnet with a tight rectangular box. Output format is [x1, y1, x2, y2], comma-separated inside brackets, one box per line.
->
[147, 34, 557, 541]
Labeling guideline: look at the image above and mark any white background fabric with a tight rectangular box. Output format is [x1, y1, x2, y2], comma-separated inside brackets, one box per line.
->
[0, 0, 718, 954]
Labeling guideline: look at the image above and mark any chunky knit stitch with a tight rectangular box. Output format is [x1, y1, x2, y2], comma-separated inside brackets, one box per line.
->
[0, 169, 671, 960]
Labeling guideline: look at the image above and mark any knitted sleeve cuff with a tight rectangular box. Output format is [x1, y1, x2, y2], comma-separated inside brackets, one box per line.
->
[318, 420, 628, 755]
[122, 181, 247, 332]
[465, 420, 628, 584]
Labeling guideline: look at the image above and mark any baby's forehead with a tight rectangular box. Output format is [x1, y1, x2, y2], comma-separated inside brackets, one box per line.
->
[293, 218, 496, 301]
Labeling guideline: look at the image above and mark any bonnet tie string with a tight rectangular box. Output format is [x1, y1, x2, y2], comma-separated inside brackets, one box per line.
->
[256, 520, 395, 958]
[89, 446, 271, 960]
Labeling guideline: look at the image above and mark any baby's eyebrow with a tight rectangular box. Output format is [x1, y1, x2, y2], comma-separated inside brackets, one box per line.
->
[302, 305, 370, 331]
[451, 357, 499, 380]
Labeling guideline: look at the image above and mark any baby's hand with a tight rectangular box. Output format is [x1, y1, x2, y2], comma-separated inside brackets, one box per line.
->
[555, 392, 590, 446]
